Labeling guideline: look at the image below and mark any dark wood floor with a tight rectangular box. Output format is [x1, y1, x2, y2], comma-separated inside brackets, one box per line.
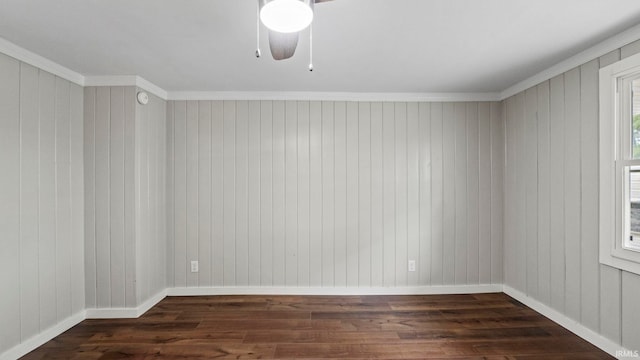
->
[22, 293, 613, 359]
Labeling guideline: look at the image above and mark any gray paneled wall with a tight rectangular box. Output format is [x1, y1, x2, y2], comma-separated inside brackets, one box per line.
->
[84, 86, 167, 310]
[135, 92, 168, 304]
[0, 53, 84, 354]
[166, 100, 504, 288]
[503, 39, 640, 351]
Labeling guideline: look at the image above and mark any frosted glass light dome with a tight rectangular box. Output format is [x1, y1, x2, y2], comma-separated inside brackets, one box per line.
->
[260, 0, 314, 33]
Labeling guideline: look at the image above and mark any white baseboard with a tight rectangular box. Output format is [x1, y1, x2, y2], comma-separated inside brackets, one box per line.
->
[503, 285, 625, 358]
[0, 311, 86, 360]
[85, 289, 167, 319]
[167, 284, 503, 296]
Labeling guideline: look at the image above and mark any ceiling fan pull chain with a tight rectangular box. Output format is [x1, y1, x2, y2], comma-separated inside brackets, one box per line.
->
[255, 0, 261, 58]
[309, 23, 314, 71]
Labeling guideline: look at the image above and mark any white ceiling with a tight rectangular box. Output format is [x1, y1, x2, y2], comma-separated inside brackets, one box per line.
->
[1, 0, 640, 94]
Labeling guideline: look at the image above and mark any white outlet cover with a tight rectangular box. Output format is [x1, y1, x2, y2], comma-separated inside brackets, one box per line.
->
[190, 261, 199, 273]
[408, 260, 416, 272]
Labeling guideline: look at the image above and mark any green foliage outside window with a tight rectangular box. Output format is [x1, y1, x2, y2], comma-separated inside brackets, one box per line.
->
[634, 114, 640, 158]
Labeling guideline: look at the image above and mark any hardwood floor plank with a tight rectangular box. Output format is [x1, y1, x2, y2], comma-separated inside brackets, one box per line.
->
[20, 294, 614, 359]
[243, 330, 401, 344]
[176, 310, 310, 321]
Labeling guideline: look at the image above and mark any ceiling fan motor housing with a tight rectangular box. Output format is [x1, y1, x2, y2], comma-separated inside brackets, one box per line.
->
[259, 0, 322, 61]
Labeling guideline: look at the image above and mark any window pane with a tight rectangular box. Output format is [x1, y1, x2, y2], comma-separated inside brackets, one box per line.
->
[626, 166, 640, 251]
[632, 80, 640, 159]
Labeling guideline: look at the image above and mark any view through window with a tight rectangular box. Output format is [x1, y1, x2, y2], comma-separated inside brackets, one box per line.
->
[626, 79, 640, 251]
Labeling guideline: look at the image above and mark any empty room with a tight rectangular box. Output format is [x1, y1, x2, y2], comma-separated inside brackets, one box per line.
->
[2, 0, 640, 358]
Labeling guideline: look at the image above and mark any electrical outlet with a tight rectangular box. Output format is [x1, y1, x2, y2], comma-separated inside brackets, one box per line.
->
[408, 260, 416, 272]
[191, 260, 199, 273]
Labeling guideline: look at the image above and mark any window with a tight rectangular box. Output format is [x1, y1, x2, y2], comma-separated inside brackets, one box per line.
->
[600, 52, 640, 275]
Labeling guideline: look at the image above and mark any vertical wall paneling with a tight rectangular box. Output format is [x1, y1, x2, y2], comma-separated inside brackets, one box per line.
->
[198, 101, 212, 287]
[84, 86, 166, 309]
[515, 93, 527, 292]
[454, 103, 467, 284]
[124, 87, 136, 307]
[622, 272, 640, 349]
[599, 49, 622, 344]
[38, 71, 57, 328]
[504, 97, 516, 287]
[19, 63, 40, 340]
[564, 67, 581, 322]
[321, 101, 335, 286]
[235, 101, 249, 286]
[136, 94, 147, 299]
[430, 103, 444, 285]
[502, 41, 640, 352]
[0, 53, 21, 352]
[297, 101, 310, 286]
[382, 102, 396, 286]
[417, 103, 431, 284]
[84, 88, 97, 305]
[478, 103, 491, 284]
[248, 101, 261, 286]
[260, 101, 273, 285]
[359, 102, 372, 287]
[55, 78, 72, 320]
[109, 87, 125, 307]
[549, 75, 566, 312]
[174, 101, 187, 287]
[166, 100, 503, 289]
[309, 101, 323, 287]
[370, 102, 384, 287]
[394, 103, 408, 286]
[466, 103, 480, 284]
[40, 71, 57, 330]
[536, 81, 551, 305]
[272, 101, 286, 286]
[0, 55, 84, 355]
[524, 87, 538, 297]
[158, 93, 168, 294]
[418, 103, 432, 284]
[166, 101, 175, 287]
[490, 102, 504, 284]
[70, 83, 84, 314]
[285, 101, 298, 286]
[149, 91, 167, 300]
[407, 103, 420, 286]
[211, 101, 224, 286]
[346, 102, 359, 287]
[137, 88, 149, 301]
[442, 103, 455, 285]
[223, 101, 236, 285]
[95, 86, 112, 307]
[579, 59, 600, 332]
[186, 101, 199, 287]
[334, 101, 347, 287]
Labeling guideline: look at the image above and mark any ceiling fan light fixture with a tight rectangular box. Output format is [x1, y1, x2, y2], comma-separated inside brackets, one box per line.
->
[260, 0, 314, 33]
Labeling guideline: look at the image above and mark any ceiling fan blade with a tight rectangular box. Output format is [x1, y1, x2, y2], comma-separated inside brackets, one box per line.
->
[268, 31, 299, 60]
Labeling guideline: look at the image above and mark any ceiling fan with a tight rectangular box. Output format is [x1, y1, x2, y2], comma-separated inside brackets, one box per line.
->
[256, 0, 334, 64]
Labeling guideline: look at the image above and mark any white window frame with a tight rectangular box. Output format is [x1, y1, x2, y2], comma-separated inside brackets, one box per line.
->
[600, 51, 640, 275]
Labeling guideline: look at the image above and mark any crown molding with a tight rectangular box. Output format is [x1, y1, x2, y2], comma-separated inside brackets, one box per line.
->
[166, 91, 501, 102]
[0, 37, 84, 86]
[500, 22, 640, 100]
[4, 19, 640, 104]
[84, 75, 168, 100]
